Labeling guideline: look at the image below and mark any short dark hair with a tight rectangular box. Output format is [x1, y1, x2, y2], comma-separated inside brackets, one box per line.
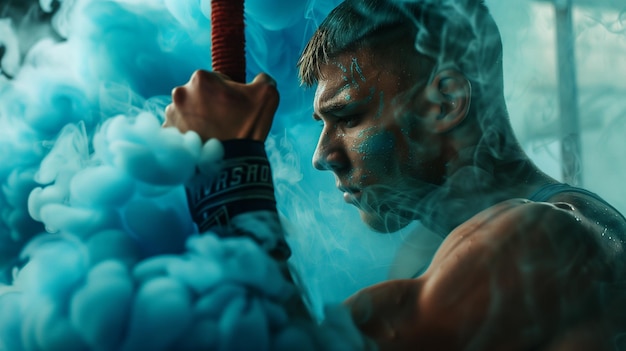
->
[297, 0, 504, 96]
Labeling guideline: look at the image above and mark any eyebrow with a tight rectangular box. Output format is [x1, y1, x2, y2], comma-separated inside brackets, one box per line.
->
[319, 100, 352, 115]
[314, 84, 378, 120]
[313, 100, 357, 121]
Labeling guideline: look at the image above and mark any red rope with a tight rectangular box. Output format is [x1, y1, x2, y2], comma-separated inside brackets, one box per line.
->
[211, 0, 246, 83]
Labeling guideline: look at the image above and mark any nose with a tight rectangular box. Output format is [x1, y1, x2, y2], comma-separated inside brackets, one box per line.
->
[312, 131, 347, 172]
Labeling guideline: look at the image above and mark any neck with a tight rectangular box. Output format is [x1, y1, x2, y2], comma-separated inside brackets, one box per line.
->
[417, 131, 557, 236]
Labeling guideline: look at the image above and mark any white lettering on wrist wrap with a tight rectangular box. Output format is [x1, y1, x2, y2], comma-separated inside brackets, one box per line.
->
[186, 139, 290, 260]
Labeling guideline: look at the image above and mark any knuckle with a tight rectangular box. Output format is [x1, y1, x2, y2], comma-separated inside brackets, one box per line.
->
[191, 69, 207, 79]
[258, 82, 279, 102]
[190, 69, 214, 86]
[259, 73, 277, 86]
[171, 86, 186, 104]
[251, 73, 278, 97]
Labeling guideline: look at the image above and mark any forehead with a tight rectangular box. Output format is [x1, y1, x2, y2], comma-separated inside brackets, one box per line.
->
[312, 44, 430, 110]
[314, 50, 390, 108]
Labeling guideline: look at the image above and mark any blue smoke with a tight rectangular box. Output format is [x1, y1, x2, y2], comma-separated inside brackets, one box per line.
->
[0, 0, 380, 349]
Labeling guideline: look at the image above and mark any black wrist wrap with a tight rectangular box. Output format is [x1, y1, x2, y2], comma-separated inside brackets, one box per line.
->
[186, 139, 290, 259]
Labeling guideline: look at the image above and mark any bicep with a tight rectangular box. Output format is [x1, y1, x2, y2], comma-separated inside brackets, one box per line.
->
[419, 201, 608, 349]
[346, 201, 609, 351]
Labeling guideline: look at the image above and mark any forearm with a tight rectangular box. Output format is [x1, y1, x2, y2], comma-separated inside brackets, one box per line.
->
[164, 69, 313, 320]
[186, 139, 288, 257]
[185, 138, 310, 319]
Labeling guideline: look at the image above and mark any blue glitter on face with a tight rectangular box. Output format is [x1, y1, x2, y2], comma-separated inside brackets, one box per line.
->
[345, 91, 395, 177]
[336, 58, 368, 95]
[362, 130, 394, 154]
[340, 86, 376, 114]
[358, 126, 377, 139]
[351, 57, 366, 82]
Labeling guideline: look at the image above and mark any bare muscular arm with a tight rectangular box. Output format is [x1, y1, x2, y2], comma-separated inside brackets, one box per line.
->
[346, 199, 614, 351]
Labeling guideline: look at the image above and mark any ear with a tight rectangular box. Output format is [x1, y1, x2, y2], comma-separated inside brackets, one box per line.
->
[428, 70, 471, 133]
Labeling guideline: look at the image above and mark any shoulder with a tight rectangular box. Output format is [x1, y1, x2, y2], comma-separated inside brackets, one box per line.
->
[546, 189, 626, 268]
[547, 189, 626, 233]
[530, 183, 626, 238]
[423, 199, 609, 300]
[430, 199, 604, 261]
[418, 199, 613, 347]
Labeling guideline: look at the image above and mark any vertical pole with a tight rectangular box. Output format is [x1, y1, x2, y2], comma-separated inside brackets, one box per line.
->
[554, 0, 583, 185]
[211, 0, 246, 83]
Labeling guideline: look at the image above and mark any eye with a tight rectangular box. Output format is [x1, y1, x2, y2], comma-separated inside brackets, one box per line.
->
[338, 114, 362, 128]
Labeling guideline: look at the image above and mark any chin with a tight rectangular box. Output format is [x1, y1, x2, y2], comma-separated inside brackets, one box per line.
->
[360, 209, 412, 233]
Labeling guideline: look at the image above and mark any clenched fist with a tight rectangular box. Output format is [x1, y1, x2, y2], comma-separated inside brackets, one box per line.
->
[164, 70, 279, 142]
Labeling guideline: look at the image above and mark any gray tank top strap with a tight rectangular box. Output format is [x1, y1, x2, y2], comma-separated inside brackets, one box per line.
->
[528, 183, 626, 221]
[529, 183, 599, 202]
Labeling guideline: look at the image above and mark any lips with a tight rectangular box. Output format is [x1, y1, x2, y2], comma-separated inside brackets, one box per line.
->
[343, 191, 362, 204]
[338, 185, 362, 204]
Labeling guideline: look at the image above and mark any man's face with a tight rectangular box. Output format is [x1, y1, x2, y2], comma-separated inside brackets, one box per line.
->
[312, 50, 446, 232]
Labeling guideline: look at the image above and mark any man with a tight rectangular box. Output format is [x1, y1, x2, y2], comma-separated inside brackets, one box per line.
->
[164, 0, 626, 349]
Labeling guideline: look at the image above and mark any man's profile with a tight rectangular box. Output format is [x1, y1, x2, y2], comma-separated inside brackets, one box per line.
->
[165, 0, 626, 349]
